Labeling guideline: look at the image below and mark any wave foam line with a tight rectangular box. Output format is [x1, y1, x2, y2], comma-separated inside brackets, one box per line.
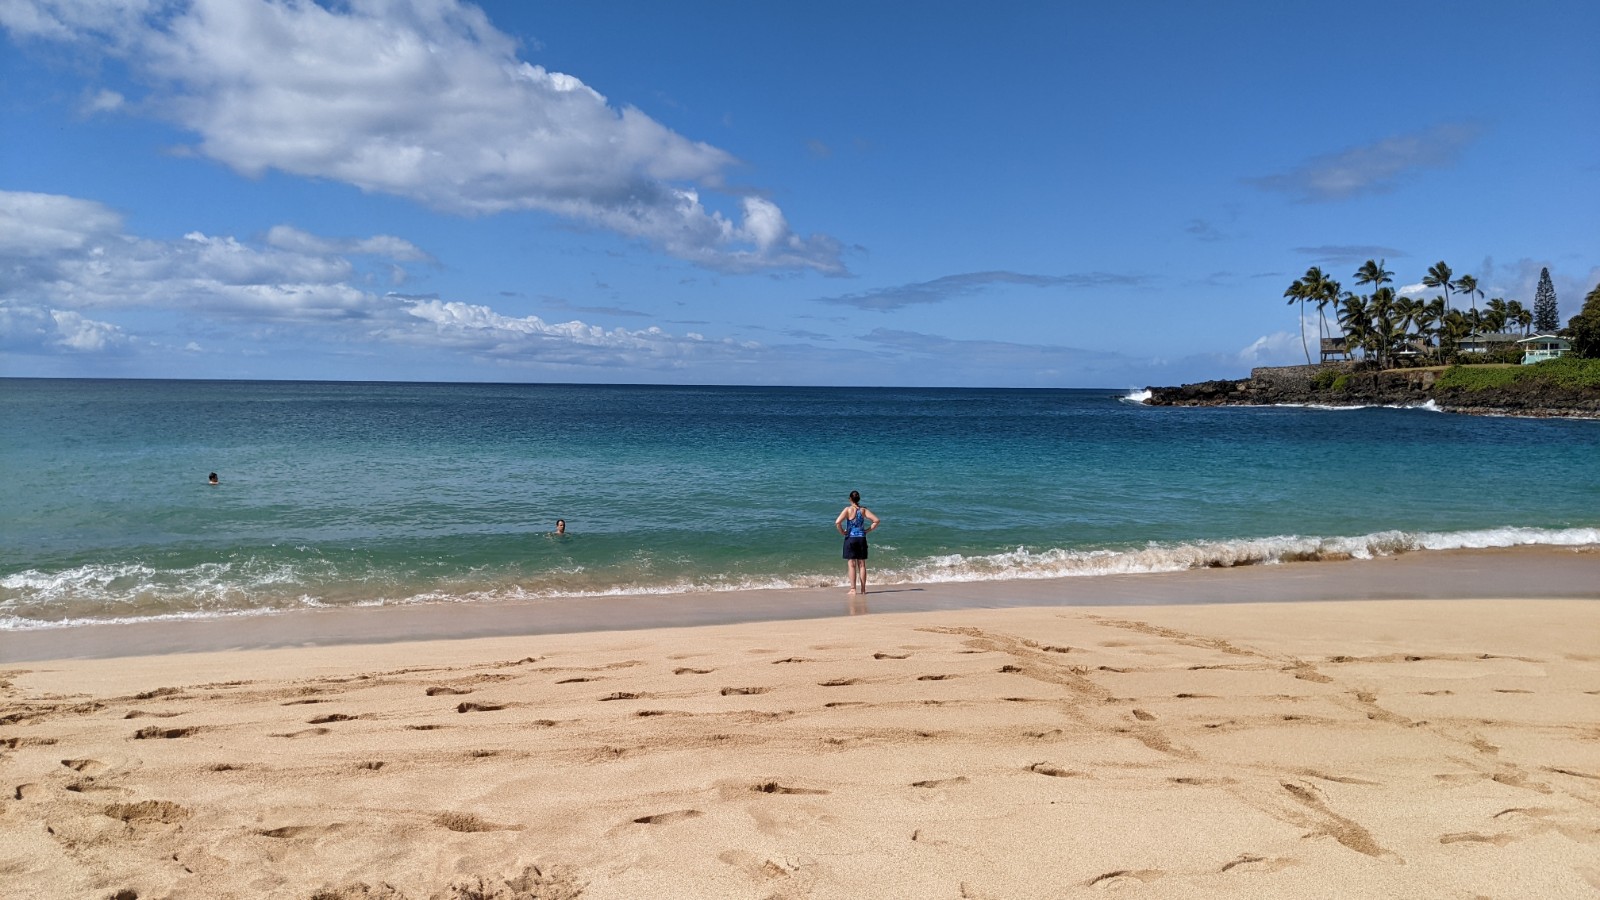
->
[3, 525, 1597, 630]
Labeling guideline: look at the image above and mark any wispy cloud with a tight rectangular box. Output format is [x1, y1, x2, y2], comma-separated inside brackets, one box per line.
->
[813, 271, 1145, 312]
[1249, 123, 1483, 202]
[0, 0, 843, 274]
[1184, 219, 1229, 242]
[1293, 245, 1409, 266]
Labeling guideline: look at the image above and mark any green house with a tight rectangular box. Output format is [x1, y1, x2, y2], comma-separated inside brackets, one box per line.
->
[1517, 334, 1571, 365]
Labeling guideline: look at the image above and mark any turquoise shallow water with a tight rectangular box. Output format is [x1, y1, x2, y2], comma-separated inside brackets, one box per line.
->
[3, 378, 1598, 628]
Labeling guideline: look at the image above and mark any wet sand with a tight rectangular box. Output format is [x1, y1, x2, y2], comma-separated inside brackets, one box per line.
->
[4, 545, 1598, 662]
[2, 550, 1599, 897]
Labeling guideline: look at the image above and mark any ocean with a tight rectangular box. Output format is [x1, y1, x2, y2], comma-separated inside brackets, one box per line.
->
[3, 378, 1598, 631]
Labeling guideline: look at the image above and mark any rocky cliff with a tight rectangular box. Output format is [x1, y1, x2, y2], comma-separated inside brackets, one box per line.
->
[1145, 365, 1600, 418]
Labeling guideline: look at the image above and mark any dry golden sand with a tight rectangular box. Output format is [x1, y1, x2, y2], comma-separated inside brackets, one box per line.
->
[3, 599, 1600, 898]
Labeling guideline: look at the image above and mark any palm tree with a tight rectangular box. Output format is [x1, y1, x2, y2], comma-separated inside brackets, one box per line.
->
[1338, 292, 1372, 362]
[1398, 295, 1428, 355]
[1302, 267, 1341, 351]
[1439, 308, 1473, 356]
[1369, 286, 1400, 368]
[1483, 297, 1509, 333]
[1455, 273, 1484, 315]
[1423, 296, 1448, 361]
[1511, 303, 1533, 335]
[1423, 261, 1455, 317]
[1355, 259, 1394, 294]
[1284, 276, 1310, 364]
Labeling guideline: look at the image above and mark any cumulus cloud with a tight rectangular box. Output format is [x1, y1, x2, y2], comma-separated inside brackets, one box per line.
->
[814, 271, 1146, 312]
[0, 190, 410, 320]
[1249, 123, 1482, 202]
[1237, 330, 1307, 367]
[0, 187, 787, 372]
[0, 304, 129, 353]
[1, 0, 843, 273]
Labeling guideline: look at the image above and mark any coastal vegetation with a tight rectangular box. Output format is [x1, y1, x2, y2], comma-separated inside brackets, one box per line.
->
[1283, 258, 1599, 369]
[1433, 356, 1600, 392]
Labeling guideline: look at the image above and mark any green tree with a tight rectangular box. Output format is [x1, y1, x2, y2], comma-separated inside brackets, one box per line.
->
[1422, 261, 1455, 316]
[1509, 301, 1532, 335]
[1533, 267, 1560, 332]
[1355, 259, 1394, 293]
[1301, 266, 1341, 350]
[1483, 297, 1508, 333]
[1423, 296, 1448, 360]
[1338, 292, 1372, 362]
[1455, 273, 1483, 315]
[1566, 282, 1600, 358]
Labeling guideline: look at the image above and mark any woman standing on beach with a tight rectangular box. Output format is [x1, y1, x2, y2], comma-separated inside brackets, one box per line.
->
[834, 490, 880, 595]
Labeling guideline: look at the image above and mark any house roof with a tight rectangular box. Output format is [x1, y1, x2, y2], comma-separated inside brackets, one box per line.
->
[1515, 334, 1571, 346]
[1460, 332, 1520, 344]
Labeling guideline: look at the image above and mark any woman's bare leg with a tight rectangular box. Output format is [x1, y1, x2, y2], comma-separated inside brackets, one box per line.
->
[846, 559, 859, 594]
[857, 562, 868, 595]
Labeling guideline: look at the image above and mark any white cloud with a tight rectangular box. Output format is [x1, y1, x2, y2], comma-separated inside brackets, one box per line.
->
[396, 299, 761, 369]
[1237, 330, 1306, 367]
[1249, 123, 1482, 203]
[0, 190, 124, 254]
[0, 303, 128, 353]
[49, 308, 128, 350]
[0, 188, 782, 372]
[0, 190, 416, 320]
[3, 0, 842, 274]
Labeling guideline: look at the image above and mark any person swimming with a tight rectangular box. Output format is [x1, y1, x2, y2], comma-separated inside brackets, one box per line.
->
[207, 472, 219, 485]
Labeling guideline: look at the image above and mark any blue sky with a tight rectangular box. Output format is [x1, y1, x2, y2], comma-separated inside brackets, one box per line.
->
[2, 1, 1596, 388]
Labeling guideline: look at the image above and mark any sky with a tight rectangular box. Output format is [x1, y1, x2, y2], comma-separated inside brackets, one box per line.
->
[2, 1, 1596, 388]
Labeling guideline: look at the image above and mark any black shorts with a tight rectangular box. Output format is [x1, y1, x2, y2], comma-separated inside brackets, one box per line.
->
[843, 536, 868, 560]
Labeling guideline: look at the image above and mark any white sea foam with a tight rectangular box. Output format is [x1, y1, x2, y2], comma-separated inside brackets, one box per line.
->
[1120, 389, 1153, 404]
[5, 526, 1597, 630]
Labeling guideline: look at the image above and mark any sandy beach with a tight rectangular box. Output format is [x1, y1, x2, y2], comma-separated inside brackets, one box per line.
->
[4, 572, 1600, 898]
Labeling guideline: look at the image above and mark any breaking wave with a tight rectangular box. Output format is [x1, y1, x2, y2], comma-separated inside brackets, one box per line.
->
[4, 525, 1597, 630]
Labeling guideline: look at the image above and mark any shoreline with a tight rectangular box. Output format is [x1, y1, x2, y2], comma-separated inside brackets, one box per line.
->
[4, 597, 1598, 897]
[4, 544, 1595, 662]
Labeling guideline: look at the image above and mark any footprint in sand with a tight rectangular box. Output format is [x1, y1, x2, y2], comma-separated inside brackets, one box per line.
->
[674, 667, 713, 675]
[456, 702, 506, 713]
[556, 677, 597, 684]
[436, 812, 520, 833]
[273, 727, 332, 738]
[751, 781, 830, 795]
[1087, 870, 1162, 889]
[105, 800, 190, 824]
[721, 687, 770, 696]
[911, 777, 969, 788]
[632, 809, 703, 825]
[307, 713, 358, 724]
[132, 726, 199, 740]
[425, 686, 472, 696]
[917, 674, 956, 681]
[771, 657, 810, 664]
[1220, 854, 1294, 874]
[60, 758, 104, 773]
[819, 678, 860, 687]
[1028, 763, 1081, 778]
[873, 652, 909, 660]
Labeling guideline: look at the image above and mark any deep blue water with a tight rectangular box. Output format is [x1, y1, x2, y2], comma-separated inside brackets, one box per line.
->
[3, 378, 1597, 628]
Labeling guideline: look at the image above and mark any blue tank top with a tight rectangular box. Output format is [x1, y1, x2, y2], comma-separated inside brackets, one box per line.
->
[847, 509, 866, 538]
